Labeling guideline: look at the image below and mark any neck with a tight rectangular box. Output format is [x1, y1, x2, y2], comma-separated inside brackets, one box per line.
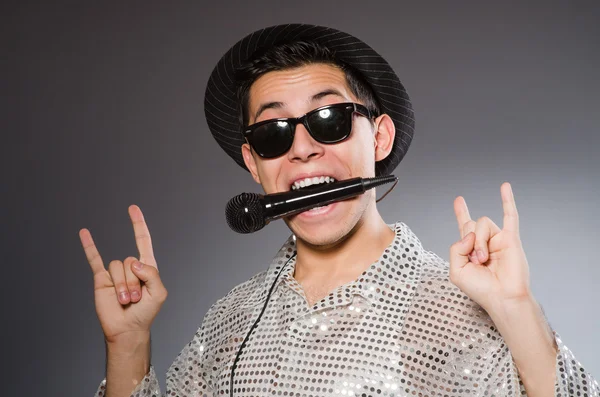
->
[293, 204, 395, 285]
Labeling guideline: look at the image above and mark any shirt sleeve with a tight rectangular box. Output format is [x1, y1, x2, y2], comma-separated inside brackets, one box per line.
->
[94, 366, 161, 396]
[476, 332, 598, 397]
[162, 328, 215, 396]
[552, 333, 599, 396]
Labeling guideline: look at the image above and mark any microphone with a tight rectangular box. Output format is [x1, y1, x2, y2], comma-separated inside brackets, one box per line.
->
[225, 175, 397, 234]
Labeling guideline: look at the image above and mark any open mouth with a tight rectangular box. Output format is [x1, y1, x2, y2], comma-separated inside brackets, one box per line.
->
[289, 176, 338, 214]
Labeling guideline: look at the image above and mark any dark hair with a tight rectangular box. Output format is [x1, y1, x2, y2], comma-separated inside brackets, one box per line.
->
[235, 41, 381, 127]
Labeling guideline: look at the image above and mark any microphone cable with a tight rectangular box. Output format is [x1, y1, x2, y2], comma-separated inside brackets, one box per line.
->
[229, 252, 297, 397]
[228, 175, 397, 395]
[375, 177, 398, 203]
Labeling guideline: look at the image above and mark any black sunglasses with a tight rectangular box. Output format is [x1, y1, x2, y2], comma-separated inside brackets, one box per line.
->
[243, 102, 374, 158]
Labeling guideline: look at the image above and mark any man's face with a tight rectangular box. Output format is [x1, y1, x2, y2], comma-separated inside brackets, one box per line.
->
[241, 63, 394, 247]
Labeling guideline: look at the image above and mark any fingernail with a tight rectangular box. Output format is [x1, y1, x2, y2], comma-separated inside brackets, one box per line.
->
[131, 290, 140, 300]
[119, 291, 129, 302]
[133, 261, 143, 270]
[477, 250, 485, 261]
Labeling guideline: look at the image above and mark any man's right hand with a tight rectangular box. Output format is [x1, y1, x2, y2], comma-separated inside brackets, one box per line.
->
[80, 204, 167, 346]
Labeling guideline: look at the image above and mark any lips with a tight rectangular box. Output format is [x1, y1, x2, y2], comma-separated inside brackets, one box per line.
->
[295, 200, 339, 218]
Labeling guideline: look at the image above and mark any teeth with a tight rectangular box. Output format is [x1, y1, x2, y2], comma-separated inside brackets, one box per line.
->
[292, 176, 336, 190]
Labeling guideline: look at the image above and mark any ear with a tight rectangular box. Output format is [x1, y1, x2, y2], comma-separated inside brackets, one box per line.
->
[241, 143, 262, 184]
[372, 113, 396, 162]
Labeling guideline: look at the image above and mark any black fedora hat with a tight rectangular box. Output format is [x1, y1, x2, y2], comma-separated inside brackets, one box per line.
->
[204, 24, 415, 177]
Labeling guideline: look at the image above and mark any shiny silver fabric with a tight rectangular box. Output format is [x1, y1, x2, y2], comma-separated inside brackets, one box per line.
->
[96, 222, 598, 396]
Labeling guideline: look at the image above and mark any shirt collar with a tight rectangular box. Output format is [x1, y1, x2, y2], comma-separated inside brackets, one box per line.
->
[260, 222, 424, 305]
[257, 235, 297, 303]
[353, 222, 424, 304]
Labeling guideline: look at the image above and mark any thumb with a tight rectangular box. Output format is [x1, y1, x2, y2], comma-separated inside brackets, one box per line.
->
[131, 260, 168, 301]
[450, 232, 475, 270]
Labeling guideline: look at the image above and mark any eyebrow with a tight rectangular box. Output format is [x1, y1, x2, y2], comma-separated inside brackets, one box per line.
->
[252, 89, 346, 122]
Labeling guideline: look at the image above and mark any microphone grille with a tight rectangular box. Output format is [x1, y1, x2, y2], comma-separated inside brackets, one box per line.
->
[225, 192, 266, 234]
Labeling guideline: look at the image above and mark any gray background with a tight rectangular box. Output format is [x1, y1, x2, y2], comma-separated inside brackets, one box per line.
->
[3, 1, 599, 395]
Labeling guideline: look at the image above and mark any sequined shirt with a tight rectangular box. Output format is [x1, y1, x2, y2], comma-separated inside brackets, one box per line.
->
[96, 222, 598, 396]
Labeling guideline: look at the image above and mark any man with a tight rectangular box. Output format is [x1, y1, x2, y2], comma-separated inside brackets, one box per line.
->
[82, 24, 597, 396]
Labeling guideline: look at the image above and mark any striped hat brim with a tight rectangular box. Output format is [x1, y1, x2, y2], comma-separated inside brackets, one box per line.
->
[204, 24, 415, 177]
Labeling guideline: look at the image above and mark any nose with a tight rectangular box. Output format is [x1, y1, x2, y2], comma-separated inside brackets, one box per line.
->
[286, 123, 324, 162]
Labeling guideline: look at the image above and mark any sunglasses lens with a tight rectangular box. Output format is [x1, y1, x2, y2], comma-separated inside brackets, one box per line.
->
[307, 106, 351, 143]
[251, 121, 293, 158]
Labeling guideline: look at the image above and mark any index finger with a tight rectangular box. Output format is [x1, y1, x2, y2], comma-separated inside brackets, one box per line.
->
[128, 205, 158, 268]
[79, 228, 105, 275]
[453, 196, 472, 236]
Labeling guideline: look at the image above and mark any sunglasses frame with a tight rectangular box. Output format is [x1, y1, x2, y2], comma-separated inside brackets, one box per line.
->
[243, 102, 373, 158]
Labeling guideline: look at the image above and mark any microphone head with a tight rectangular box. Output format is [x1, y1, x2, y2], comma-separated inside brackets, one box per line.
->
[225, 192, 266, 234]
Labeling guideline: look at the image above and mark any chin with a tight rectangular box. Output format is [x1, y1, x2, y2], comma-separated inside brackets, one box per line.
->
[302, 228, 345, 246]
[289, 225, 350, 248]
[284, 200, 366, 248]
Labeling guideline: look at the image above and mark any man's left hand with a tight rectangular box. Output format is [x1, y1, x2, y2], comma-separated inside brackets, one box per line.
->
[449, 182, 532, 313]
